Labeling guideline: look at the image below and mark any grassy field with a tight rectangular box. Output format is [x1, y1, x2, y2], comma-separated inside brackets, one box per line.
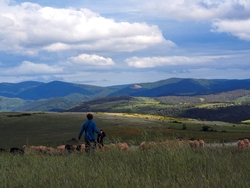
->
[1, 141, 250, 187]
[1, 112, 250, 187]
[1, 112, 250, 150]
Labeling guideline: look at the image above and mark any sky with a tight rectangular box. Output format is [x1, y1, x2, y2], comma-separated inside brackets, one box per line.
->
[0, 0, 250, 86]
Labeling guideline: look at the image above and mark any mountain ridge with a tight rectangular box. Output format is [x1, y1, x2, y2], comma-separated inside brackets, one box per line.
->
[1, 78, 250, 112]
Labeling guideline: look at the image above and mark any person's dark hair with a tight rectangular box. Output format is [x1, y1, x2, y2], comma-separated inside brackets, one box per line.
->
[87, 113, 93, 120]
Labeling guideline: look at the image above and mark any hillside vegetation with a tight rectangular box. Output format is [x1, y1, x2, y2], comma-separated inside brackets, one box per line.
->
[65, 90, 250, 123]
[1, 78, 250, 112]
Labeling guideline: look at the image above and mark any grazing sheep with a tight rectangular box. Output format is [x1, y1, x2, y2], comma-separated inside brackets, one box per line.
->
[23, 145, 47, 154]
[37, 145, 48, 153]
[46, 147, 56, 153]
[118, 142, 129, 151]
[9, 147, 24, 154]
[237, 140, 245, 149]
[177, 139, 186, 147]
[0, 148, 7, 153]
[76, 144, 85, 152]
[199, 140, 205, 147]
[243, 139, 249, 147]
[139, 141, 147, 150]
[65, 144, 75, 152]
[189, 140, 196, 148]
[100, 143, 117, 151]
[57, 145, 66, 152]
[194, 140, 199, 148]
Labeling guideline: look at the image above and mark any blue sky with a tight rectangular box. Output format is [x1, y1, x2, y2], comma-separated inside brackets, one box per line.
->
[1, 0, 250, 86]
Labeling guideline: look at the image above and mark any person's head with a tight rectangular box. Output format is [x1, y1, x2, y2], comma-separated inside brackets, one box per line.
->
[87, 113, 93, 120]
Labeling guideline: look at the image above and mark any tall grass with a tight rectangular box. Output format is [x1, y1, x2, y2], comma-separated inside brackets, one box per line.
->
[1, 141, 250, 188]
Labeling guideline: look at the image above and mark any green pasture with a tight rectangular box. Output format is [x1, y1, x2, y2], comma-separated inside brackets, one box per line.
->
[1, 142, 250, 187]
[1, 112, 250, 149]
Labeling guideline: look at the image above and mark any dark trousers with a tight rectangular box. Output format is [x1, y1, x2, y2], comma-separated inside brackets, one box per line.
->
[84, 139, 96, 154]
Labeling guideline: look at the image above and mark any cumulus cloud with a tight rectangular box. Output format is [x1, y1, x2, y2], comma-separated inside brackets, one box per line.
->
[140, 0, 250, 41]
[0, 61, 63, 76]
[212, 19, 250, 41]
[125, 55, 228, 68]
[143, 0, 250, 21]
[68, 54, 115, 66]
[0, 1, 166, 55]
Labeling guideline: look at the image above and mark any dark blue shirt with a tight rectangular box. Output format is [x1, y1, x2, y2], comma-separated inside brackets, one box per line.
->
[78, 120, 100, 140]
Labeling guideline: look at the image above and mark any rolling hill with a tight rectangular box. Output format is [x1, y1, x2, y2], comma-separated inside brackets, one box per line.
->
[1, 78, 250, 112]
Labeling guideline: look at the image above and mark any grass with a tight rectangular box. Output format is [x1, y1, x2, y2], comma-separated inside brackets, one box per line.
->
[1, 111, 250, 187]
[1, 141, 250, 188]
[1, 112, 250, 150]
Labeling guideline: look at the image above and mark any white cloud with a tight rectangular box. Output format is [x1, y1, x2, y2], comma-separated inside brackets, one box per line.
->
[143, 0, 250, 21]
[212, 19, 250, 41]
[140, 0, 250, 41]
[1, 61, 63, 76]
[125, 55, 228, 68]
[68, 54, 115, 66]
[0, 1, 167, 55]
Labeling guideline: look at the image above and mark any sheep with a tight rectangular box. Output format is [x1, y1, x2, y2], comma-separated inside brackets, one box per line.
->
[118, 142, 129, 151]
[237, 140, 245, 149]
[46, 147, 56, 153]
[9, 147, 24, 154]
[199, 140, 205, 147]
[23, 145, 47, 154]
[243, 139, 249, 147]
[76, 144, 85, 152]
[139, 141, 147, 150]
[99, 143, 117, 152]
[0, 148, 7, 153]
[65, 144, 75, 152]
[194, 140, 199, 147]
[189, 140, 196, 148]
[57, 145, 66, 152]
[189, 139, 204, 148]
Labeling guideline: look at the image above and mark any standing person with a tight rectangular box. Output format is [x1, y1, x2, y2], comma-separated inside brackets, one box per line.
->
[78, 113, 101, 154]
[97, 129, 106, 149]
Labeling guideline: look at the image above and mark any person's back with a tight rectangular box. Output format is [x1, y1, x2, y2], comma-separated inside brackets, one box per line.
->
[78, 113, 100, 154]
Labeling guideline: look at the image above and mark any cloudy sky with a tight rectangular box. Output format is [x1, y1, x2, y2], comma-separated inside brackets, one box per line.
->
[1, 0, 250, 86]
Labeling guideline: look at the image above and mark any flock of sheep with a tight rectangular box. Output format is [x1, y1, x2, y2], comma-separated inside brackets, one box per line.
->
[237, 139, 249, 149]
[0, 138, 249, 155]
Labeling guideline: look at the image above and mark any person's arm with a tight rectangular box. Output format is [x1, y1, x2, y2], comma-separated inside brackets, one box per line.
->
[78, 123, 86, 141]
[93, 122, 101, 135]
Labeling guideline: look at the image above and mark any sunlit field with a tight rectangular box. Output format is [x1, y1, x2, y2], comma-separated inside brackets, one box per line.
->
[1, 140, 250, 188]
[1, 112, 250, 149]
[1, 112, 250, 187]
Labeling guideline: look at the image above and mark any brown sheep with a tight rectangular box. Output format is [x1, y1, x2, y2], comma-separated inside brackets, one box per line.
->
[75, 144, 86, 152]
[194, 140, 199, 148]
[243, 139, 249, 147]
[238, 140, 245, 149]
[118, 142, 129, 151]
[46, 147, 56, 153]
[189, 140, 196, 148]
[199, 140, 205, 147]
[37, 145, 48, 152]
[139, 141, 147, 150]
[57, 145, 66, 152]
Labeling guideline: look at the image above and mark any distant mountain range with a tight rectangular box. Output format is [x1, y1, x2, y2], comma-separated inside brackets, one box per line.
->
[1, 78, 250, 112]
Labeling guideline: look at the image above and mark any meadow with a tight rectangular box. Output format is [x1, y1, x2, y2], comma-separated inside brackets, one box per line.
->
[1, 141, 250, 187]
[1, 111, 250, 149]
[1, 112, 250, 187]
